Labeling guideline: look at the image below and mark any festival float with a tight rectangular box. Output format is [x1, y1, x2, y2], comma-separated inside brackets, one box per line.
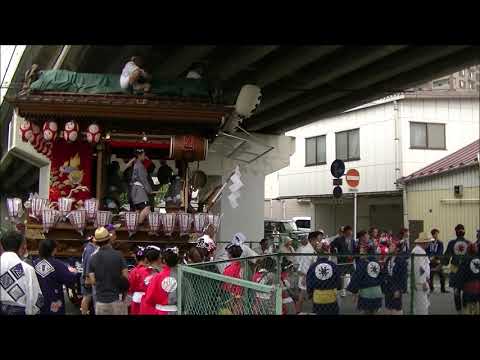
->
[5, 62, 263, 261]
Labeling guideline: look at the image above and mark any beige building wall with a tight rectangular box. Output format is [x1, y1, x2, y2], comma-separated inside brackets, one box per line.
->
[406, 166, 480, 244]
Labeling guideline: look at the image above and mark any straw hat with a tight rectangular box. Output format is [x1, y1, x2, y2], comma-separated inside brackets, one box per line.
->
[414, 232, 434, 244]
[94, 227, 110, 243]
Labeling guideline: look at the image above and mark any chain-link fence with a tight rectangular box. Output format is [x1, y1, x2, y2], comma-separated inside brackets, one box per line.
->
[178, 257, 282, 315]
[178, 251, 480, 315]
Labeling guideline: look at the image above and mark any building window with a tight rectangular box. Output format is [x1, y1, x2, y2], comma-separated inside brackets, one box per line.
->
[305, 135, 326, 166]
[460, 70, 465, 77]
[410, 122, 446, 150]
[469, 71, 474, 79]
[468, 81, 475, 89]
[335, 129, 360, 162]
[459, 80, 465, 88]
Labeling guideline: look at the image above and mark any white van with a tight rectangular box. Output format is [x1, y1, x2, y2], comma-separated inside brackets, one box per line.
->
[292, 217, 311, 233]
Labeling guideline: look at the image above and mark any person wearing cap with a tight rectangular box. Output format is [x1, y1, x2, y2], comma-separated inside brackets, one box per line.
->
[426, 228, 448, 294]
[80, 235, 98, 315]
[411, 232, 434, 315]
[296, 231, 322, 314]
[130, 149, 153, 227]
[127, 246, 150, 315]
[443, 224, 471, 314]
[382, 242, 408, 315]
[87, 227, 129, 315]
[306, 240, 341, 315]
[454, 242, 480, 314]
[140, 247, 180, 315]
[347, 242, 384, 315]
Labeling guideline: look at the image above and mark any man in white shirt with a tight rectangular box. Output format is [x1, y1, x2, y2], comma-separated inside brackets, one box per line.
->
[411, 232, 434, 315]
[0, 231, 43, 315]
[295, 231, 323, 314]
[120, 56, 152, 94]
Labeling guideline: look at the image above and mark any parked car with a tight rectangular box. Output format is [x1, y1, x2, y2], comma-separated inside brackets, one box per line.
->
[292, 217, 311, 233]
[264, 219, 308, 249]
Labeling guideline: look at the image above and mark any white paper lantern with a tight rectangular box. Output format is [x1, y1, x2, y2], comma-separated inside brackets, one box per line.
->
[193, 213, 208, 234]
[178, 213, 193, 235]
[63, 120, 79, 143]
[42, 209, 59, 234]
[86, 123, 101, 144]
[58, 197, 74, 219]
[6, 198, 24, 221]
[67, 209, 87, 235]
[125, 211, 139, 236]
[84, 198, 99, 223]
[161, 213, 176, 235]
[43, 120, 58, 143]
[206, 214, 221, 228]
[95, 210, 112, 228]
[29, 198, 49, 221]
[148, 212, 162, 234]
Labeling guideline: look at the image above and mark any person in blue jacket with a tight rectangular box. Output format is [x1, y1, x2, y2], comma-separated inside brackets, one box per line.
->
[454, 242, 480, 315]
[382, 242, 408, 315]
[306, 240, 342, 315]
[33, 239, 80, 315]
[347, 242, 384, 314]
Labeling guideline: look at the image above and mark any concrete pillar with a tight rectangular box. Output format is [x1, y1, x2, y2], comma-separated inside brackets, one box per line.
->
[38, 164, 50, 198]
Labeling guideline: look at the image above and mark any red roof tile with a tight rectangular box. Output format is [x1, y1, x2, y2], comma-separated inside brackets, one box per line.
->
[402, 139, 480, 182]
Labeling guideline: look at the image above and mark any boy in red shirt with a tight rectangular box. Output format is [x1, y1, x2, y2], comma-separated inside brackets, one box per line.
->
[221, 244, 244, 314]
[128, 246, 149, 315]
[140, 247, 179, 315]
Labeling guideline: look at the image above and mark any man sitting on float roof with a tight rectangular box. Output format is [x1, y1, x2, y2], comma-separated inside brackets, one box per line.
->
[120, 56, 152, 94]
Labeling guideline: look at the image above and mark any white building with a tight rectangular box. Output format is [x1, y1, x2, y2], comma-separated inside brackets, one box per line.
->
[265, 91, 480, 237]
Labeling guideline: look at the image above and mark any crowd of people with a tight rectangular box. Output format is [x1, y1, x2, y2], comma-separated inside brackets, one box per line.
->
[1, 219, 479, 316]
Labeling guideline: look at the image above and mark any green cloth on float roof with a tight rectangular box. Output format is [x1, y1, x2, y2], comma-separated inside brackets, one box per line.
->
[30, 69, 211, 98]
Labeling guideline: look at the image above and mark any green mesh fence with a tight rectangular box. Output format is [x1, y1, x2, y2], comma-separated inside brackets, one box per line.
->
[178, 262, 282, 315]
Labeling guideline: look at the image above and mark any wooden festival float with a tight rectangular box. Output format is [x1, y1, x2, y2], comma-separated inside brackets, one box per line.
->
[4, 65, 262, 259]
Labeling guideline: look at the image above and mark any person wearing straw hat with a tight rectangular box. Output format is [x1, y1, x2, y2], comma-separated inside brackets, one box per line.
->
[87, 227, 129, 315]
[411, 232, 434, 315]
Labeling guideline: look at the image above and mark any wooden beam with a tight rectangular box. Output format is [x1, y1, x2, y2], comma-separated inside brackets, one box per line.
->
[248, 46, 468, 131]
[96, 143, 104, 202]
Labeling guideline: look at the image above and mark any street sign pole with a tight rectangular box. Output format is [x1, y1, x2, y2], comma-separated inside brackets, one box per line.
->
[353, 191, 357, 242]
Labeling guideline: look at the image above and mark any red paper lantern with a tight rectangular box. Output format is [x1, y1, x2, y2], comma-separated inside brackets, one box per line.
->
[28, 123, 41, 145]
[86, 123, 101, 144]
[43, 120, 58, 143]
[63, 120, 79, 143]
[20, 119, 34, 142]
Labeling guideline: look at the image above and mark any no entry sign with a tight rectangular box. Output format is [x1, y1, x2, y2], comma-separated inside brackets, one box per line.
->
[346, 169, 360, 188]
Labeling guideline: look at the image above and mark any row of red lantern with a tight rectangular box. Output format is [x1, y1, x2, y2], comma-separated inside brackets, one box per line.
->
[19, 119, 102, 156]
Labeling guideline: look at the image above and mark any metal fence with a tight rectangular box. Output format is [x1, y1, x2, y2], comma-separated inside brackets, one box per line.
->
[178, 252, 480, 315]
[178, 257, 282, 315]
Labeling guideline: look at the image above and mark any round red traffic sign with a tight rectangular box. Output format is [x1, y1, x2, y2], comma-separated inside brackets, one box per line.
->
[346, 169, 360, 188]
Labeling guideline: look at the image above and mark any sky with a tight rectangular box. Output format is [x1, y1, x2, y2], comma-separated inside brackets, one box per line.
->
[0, 45, 26, 104]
